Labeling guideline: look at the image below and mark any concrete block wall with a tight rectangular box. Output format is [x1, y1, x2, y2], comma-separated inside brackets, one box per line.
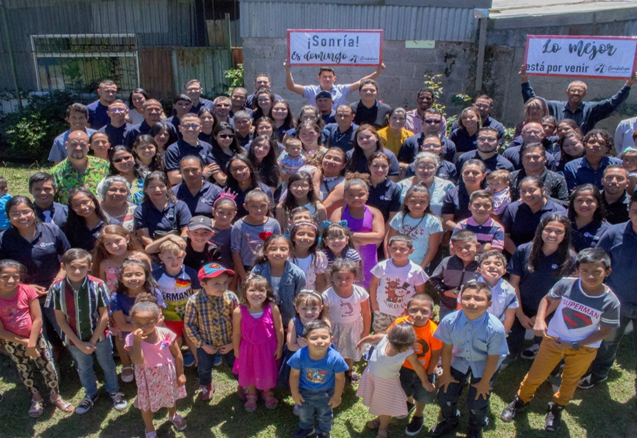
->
[242, 38, 479, 121]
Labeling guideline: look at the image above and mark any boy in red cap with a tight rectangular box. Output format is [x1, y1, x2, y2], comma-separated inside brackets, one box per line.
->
[184, 263, 238, 402]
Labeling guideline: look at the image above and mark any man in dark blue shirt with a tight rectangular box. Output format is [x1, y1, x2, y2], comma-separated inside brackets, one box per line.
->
[325, 105, 358, 152]
[171, 156, 223, 218]
[456, 127, 514, 174]
[601, 165, 630, 225]
[520, 65, 637, 134]
[86, 80, 120, 130]
[165, 94, 194, 136]
[184, 79, 215, 113]
[563, 129, 622, 191]
[399, 109, 456, 164]
[503, 122, 556, 170]
[99, 100, 134, 147]
[127, 99, 178, 145]
[316, 91, 336, 124]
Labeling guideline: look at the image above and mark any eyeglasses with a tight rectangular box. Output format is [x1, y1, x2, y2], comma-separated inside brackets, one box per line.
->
[182, 123, 200, 130]
[113, 155, 134, 163]
[568, 88, 586, 94]
[9, 210, 33, 219]
[218, 134, 235, 139]
[424, 119, 441, 124]
[216, 103, 230, 107]
[109, 108, 126, 113]
[230, 165, 248, 172]
[416, 165, 437, 171]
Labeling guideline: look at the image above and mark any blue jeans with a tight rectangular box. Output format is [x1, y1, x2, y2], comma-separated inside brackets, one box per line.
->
[297, 387, 334, 434]
[590, 314, 637, 380]
[437, 366, 498, 430]
[68, 338, 119, 397]
[196, 347, 236, 386]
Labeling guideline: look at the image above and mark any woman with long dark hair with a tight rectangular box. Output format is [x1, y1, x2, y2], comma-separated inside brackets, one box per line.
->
[507, 214, 576, 360]
[568, 184, 610, 251]
[347, 124, 400, 181]
[64, 187, 107, 251]
[225, 155, 274, 218]
[246, 134, 280, 193]
[127, 87, 149, 125]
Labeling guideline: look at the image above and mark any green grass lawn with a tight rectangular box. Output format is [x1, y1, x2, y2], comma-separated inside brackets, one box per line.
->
[0, 339, 636, 438]
[0, 162, 52, 197]
[1, 163, 637, 437]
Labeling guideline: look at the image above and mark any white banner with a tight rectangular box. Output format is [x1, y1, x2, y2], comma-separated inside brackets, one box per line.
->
[287, 30, 383, 66]
[525, 35, 637, 79]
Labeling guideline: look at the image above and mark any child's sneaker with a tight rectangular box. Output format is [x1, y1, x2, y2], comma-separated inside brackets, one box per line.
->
[405, 415, 424, 436]
[430, 418, 459, 437]
[109, 392, 128, 411]
[521, 343, 540, 360]
[577, 373, 607, 389]
[76, 394, 98, 415]
[291, 427, 315, 438]
[169, 413, 187, 431]
[544, 402, 564, 432]
[183, 351, 196, 367]
[199, 384, 213, 402]
[500, 396, 528, 422]
[214, 352, 223, 367]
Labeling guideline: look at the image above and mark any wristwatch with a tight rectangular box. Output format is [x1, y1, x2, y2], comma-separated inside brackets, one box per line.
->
[571, 341, 580, 351]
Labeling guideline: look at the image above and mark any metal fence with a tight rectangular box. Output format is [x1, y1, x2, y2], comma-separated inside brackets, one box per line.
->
[0, 0, 242, 109]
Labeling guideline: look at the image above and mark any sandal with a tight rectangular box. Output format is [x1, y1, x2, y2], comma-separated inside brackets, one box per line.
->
[168, 413, 187, 431]
[50, 395, 75, 413]
[346, 370, 361, 384]
[29, 399, 44, 418]
[244, 394, 258, 412]
[121, 366, 134, 383]
[366, 418, 381, 430]
[262, 390, 278, 409]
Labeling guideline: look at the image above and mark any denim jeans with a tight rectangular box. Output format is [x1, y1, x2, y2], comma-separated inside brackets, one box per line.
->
[196, 348, 236, 386]
[437, 366, 498, 430]
[68, 337, 119, 397]
[590, 314, 637, 380]
[297, 387, 335, 434]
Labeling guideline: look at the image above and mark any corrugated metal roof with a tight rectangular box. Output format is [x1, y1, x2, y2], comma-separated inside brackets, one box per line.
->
[240, 2, 478, 42]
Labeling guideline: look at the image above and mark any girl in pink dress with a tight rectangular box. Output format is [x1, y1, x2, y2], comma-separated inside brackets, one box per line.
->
[232, 274, 284, 412]
[126, 294, 187, 438]
[330, 178, 385, 288]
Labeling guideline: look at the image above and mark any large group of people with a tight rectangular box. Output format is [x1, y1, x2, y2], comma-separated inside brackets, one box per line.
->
[1, 61, 637, 438]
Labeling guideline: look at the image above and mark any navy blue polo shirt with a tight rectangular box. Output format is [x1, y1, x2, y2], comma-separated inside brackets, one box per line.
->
[171, 180, 222, 218]
[346, 148, 400, 176]
[508, 241, 574, 315]
[563, 156, 623, 192]
[192, 98, 215, 113]
[398, 133, 456, 164]
[455, 150, 514, 174]
[597, 221, 637, 309]
[404, 160, 458, 184]
[236, 131, 253, 148]
[449, 128, 477, 154]
[134, 201, 192, 237]
[67, 220, 105, 252]
[99, 123, 135, 148]
[441, 184, 472, 222]
[34, 202, 68, 229]
[325, 123, 359, 152]
[571, 219, 610, 252]
[86, 100, 111, 130]
[0, 223, 70, 287]
[165, 115, 181, 136]
[350, 101, 392, 128]
[602, 190, 630, 225]
[164, 139, 216, 172]
[367, 178, 402, 222]
[321, 110, 336, 125]
[500, 198, 567, 247]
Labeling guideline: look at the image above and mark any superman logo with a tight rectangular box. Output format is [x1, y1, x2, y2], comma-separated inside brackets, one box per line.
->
[562, 307, 592, 329]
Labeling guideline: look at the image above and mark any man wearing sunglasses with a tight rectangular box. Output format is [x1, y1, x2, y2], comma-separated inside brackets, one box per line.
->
[399, 109, 457, 168]
[164, 113, 217, 186]
[405, 88, 447, 137]
[520, 64, 637, 134]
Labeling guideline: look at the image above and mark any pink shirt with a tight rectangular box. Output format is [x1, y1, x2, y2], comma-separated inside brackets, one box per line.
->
[125, 326, 176, 368]
[0, 284, 39, 338]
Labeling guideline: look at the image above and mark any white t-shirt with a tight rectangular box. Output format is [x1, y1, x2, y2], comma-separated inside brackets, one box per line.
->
[371, 259, 428, 316]
[292, 252, 328, 292]
[322, 284, 369, 324]
[547, 278, 620, 347]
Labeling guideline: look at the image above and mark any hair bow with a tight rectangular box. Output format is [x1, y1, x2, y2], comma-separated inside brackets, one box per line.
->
[259, 231, 273, 241]
[322, 220, 348, 228]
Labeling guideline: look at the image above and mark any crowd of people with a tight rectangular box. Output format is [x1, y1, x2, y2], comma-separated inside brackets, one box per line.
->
[1, 61, 637, 438]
